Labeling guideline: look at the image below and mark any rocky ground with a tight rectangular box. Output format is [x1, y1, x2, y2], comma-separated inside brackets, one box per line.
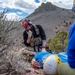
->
[26, 69, 44, 75]
[0, 63, 44, 75]
[0, 45, 45, 75]
[1, 2, 75, 75]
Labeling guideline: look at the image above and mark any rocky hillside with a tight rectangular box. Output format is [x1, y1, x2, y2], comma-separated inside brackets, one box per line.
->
[29, 2, 60, 16]
[6, 2, 75, 47]
[1, 2, 75, 75]
[27, 2, 75, 39]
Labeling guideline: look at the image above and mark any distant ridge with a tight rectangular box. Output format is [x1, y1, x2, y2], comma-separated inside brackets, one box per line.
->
[8, 2, 75, 46]
[29, 2, 61, 16]
[26, 2, 75, 39]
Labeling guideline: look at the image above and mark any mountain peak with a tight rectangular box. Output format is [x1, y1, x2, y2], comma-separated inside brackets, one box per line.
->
[30, 2, 60, 16]
[40, 2, 56, 11]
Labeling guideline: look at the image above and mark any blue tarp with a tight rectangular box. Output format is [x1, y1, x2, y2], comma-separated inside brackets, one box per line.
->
[58, 52, 68, 63]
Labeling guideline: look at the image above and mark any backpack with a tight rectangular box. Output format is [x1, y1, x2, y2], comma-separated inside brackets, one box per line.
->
[30, 25, 42, 47]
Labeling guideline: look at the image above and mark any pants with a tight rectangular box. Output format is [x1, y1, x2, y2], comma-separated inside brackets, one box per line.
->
[58, 63, 75, 75]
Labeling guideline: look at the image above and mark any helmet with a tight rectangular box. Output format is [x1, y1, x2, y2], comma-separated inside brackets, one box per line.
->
[43, 54, 62, 75]
[22, 18, 31, 28]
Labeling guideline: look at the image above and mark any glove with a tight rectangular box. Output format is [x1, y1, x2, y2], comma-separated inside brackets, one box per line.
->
[41, 48, 46, 52]
[26, 30, 32, 37]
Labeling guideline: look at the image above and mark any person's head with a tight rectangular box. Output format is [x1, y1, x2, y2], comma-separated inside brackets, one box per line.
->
[43, 55, 62, 75]
[22, 18, 32, 30]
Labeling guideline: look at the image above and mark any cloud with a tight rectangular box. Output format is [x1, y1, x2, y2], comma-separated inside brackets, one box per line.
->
[14, 0, 38, 14]
[5, 10, 28, 20]
[5, 13, 19, 21]
[0, 0, 41, 20]
[0, 0, 40, 14]
[45, 0, 73, 9]
[15, 0, 35, 9]
[0, 0, 73, 20]
[53, 1, 72, 9]
[0, 0, 73, 12]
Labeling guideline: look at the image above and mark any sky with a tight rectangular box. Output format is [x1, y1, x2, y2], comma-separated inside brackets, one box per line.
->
[0, 0, 73, 20]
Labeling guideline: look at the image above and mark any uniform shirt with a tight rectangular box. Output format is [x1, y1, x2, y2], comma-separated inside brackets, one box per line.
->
[67, 22, 75, 68]
[23, 25, 46, 46]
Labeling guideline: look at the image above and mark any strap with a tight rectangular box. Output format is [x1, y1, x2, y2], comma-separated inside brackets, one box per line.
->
[33, 25, 40, 36]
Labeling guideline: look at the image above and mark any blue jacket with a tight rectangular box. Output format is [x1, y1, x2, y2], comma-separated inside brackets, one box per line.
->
[67, 22, 75, 68]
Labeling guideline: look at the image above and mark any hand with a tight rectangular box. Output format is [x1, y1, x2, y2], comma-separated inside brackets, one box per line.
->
[41, 48, 46, 52]
[26, 30, 32, 37]
[31, 59, 40, 69]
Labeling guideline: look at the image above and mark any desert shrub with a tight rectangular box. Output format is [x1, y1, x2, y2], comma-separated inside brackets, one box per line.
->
[0, 11, 12, 45]
[0, 10, 33, 74]
[47, 31, 68, 53]
[0, 10, 17, 57]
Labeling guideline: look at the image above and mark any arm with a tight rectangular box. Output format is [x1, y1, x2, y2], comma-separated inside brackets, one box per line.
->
[42, 40, 46, 47]
[37, 25, 47, 47]
[67, 22, 75, 68]
[26, 36, 32, 44]
[26, 30, 32, 44]
[23, 30, 32, 46]
[31, 52, 44, 69]
[23, 31, 30, 46]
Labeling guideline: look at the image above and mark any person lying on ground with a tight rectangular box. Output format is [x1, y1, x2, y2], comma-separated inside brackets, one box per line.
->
[31, 51, 67, 69]
[31, 49, 67, 75]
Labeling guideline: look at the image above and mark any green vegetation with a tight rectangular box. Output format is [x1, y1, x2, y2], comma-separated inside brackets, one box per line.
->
[0, 10, 18, 45]
[0, 10, 16, 56]
[47, 31, 68, 53]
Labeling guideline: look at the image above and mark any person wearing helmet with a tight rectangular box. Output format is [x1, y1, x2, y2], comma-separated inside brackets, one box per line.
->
[22, 18, 47, 52]
[58, 22, 75, 75]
